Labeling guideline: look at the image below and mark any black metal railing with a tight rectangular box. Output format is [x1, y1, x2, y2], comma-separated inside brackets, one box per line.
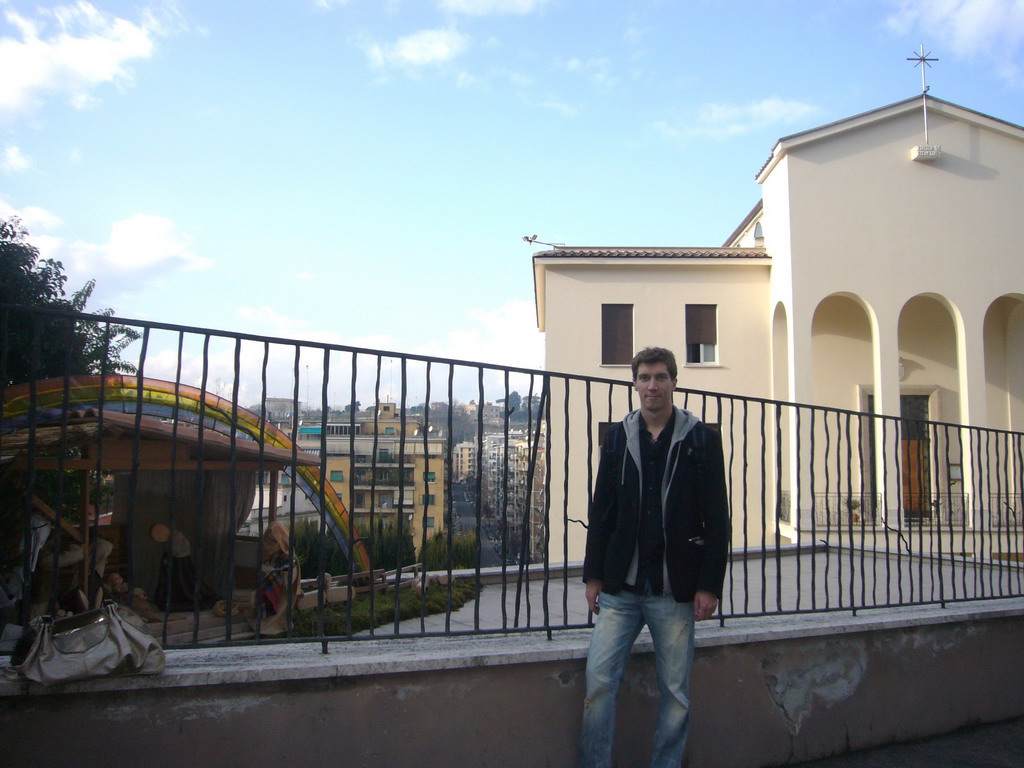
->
[1, 305, 1023, 652]
[792, 492, 971, 527]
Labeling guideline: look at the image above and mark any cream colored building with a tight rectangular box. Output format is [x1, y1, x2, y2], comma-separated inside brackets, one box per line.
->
[534, 95, 1024, 560]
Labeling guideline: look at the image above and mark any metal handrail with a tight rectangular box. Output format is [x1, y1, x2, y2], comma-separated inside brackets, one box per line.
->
[2, 304, 1022, 651]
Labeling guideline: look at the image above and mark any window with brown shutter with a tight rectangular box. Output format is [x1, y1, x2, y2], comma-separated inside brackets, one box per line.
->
[602, 304, 633, 365]
[686, 304, 717, 364]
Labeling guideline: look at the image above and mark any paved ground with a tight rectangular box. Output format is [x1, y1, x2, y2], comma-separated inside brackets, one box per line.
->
[375, 546, 1018, 636]
[388, 572, 1024, 768]
[791, 716, 1024, 767]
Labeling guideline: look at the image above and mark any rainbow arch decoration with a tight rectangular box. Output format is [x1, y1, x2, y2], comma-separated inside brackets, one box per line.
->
[2, 375, 371, 572]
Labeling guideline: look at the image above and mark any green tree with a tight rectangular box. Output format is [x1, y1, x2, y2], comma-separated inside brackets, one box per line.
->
[371, 519, 417, 572]
[292, 517, 479, 579]
[423, 531, 477, 571]
[427, 399, 476, 445]
[498, 391, 522, 416]
[0, 216, 139, 388]
[292, 517, 353, 576]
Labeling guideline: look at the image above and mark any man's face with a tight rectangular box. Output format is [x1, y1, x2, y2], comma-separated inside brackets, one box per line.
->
[634, 362, 676, 415]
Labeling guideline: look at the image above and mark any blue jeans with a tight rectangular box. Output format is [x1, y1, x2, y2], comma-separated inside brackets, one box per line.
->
[578, 588, 695, 768]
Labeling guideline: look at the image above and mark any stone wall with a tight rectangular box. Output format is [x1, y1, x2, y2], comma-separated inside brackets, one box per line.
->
[2, 601, 1022, 768]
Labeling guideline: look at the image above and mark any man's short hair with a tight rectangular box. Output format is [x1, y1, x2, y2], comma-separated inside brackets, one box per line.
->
[631, 347, 678, 381]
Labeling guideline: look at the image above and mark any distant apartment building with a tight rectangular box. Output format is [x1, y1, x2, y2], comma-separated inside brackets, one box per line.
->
[453, 441, 477, 482]
[254, 397, 300, 432]
[510, 426, 547, 560]
[478, 427, 547, 562]
[294, 401, 447, 550]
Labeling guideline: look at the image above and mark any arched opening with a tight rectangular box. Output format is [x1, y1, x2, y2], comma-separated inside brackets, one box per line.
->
[808, 294, 875, 530]
[897, 294, 960, 421]
[811, 294, 873, 410]
[896, 294, 961, 520]
[983, 295, 1024, 431]
[772, 301, 790, 402]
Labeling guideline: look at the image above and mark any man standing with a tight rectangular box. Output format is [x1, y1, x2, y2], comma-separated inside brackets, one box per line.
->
[579, 347, 730, 768]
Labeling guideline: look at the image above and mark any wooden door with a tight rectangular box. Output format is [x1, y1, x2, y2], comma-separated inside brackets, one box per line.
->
[900, 395, 931, 519]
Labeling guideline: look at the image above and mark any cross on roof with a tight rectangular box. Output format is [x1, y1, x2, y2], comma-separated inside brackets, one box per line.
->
[907, 45, 938, 93]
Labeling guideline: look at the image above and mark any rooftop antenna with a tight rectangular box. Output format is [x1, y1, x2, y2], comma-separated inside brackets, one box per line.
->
[522, 234, 565, 248]
[907, 45, 941, 161]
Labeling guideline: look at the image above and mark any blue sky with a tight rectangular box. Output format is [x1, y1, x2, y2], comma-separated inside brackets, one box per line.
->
[3, 0, 1024, 396]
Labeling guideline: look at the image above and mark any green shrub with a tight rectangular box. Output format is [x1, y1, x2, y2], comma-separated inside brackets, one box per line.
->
[292, 579, 478, 637]
[293, 518, 479, 575]
[423, 530, 477, 570]
[292, 517, 352, 575]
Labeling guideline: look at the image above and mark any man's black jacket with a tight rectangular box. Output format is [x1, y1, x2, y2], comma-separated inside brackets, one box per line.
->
[582, 407, 731, 602]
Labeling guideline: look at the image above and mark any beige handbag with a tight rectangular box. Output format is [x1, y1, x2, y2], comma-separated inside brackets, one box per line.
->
[4, 601, 165, 686]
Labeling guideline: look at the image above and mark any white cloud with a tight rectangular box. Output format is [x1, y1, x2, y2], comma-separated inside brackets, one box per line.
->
[0, 199, 61, 231]
[6, 210, 211, 294]
[239, 305, 319, 336]
[498, 68, 579, 116]
[0, 1, 177, 120]
[503, 70, 533, 89]
[0, 202, 210, 326]
[656, 98, 821, 141]
[886, 0, 1024, 83]
[624, 20, 643, 46]
[235, 306, 425, 357]
[105, 298, 544, 412]
[536, 99, 578, 116]
[439, 0, 547, 15]
[136, 338, 307, 407]
[651, 120, 682, 140]
[2, 145, 31, 172]
[417, 299, 544, 370]
[313, 0, 350, 10]
[99, 214, 210, 271]
[233, 299, 542, 371]
[455, 70, 483, 88]
[224, 299, 544, 406]
[701, 99, 820, 130]
[561, 56, 619, 91]
[366, 28, 468, 69]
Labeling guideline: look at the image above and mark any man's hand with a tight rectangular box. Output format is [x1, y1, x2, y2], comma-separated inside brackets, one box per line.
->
[585, 579, 603, 615]
[694, 590, 718, 621]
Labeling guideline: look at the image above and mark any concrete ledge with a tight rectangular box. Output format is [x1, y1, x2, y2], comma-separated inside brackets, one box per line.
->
[4, 597, 1022, 697]
[696, 597, 1024, 647]
[2, 599, 1023, 767]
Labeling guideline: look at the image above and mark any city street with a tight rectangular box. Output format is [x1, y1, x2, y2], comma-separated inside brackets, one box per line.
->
[450, 483, 506, 568]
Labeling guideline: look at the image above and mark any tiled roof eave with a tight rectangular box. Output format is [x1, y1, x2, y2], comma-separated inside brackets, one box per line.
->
[533, 247, 768, 260]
